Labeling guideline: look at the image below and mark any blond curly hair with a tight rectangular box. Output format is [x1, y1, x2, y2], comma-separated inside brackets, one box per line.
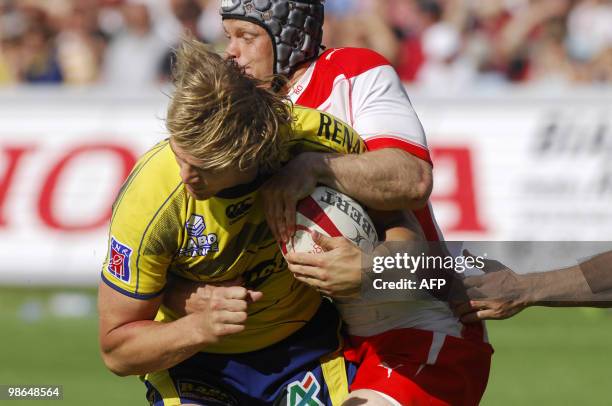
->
[166, 38, 292, 172]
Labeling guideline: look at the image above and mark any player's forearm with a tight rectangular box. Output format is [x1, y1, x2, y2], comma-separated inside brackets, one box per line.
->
[100, 313, 209, 376]
[311, 149, 432, 210]
[526, 266, 612, 307]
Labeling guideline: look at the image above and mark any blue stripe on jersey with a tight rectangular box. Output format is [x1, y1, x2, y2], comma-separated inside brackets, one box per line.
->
[135, 181, 184, 295]
[101, 272, 164, 300]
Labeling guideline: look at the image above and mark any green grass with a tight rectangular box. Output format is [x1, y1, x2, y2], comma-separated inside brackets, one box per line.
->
[481, 307, 612, 405]
[0, 288, 142, 405]
[1, 288, 611, 405]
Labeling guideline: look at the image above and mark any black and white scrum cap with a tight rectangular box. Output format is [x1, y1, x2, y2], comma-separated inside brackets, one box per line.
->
[220, 0, 324, 75]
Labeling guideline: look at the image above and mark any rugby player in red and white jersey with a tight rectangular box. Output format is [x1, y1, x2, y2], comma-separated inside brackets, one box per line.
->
[170, 1, 493, 405]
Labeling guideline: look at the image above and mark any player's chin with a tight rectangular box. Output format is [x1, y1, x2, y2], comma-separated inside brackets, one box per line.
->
[185, 185, 213, 200]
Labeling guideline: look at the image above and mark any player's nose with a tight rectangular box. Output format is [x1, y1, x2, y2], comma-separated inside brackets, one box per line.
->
[224, 39, 240, 61]
[179, 163, 199, 184]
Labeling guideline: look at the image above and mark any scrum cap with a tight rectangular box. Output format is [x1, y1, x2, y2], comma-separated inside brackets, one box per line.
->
[221, 0, 324, 75]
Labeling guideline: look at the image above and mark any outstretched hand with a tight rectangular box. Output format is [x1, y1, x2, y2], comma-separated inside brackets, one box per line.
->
[451, 249, 532, 322]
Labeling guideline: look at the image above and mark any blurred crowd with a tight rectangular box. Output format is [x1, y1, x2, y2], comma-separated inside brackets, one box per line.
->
[0, 0, 611, 89]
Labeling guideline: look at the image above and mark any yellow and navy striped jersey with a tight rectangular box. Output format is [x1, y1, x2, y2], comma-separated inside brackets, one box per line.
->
[101, 105, 366, 353]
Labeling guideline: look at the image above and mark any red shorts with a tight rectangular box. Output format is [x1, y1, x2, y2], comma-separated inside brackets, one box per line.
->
[344, 326, 493, 406]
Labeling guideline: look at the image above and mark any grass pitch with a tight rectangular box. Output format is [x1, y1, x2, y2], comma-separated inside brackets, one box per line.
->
[1, 287, 610, 405]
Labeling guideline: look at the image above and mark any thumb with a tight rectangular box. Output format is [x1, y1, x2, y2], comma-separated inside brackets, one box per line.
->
[463, 249, 477, 259]
[312, 231, 341, 251]
[247, 290, 264, 303]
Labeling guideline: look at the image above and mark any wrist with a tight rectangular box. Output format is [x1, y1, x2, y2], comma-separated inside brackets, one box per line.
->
[184, 312, 215, 347]
[303, 152, 332, 185]
[519, 272, 545, 307]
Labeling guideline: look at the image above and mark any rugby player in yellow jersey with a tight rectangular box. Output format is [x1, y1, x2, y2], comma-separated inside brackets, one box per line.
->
[97, 39, 399, 405]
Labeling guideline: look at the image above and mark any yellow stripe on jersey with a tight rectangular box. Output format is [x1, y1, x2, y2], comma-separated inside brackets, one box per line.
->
[142, 370, 181, 406]
[320, 309, 349, 406]
[101, 105, 367, 353]
[320, 353, 349, 406]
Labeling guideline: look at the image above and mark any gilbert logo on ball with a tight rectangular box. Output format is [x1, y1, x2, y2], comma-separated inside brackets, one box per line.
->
[281, 186, 378, 255]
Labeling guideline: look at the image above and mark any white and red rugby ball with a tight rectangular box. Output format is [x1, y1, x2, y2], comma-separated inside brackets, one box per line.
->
[281, 186, 379, 255]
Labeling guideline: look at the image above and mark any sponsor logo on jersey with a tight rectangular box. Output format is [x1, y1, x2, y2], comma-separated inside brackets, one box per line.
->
[243, 250, 286, 289]
[108, 237, 132, 282]
[317, 112, 364, 154]
[286, 372, 324, 406]
[179, 214, 219, 257]
[226, 198, 253, 223]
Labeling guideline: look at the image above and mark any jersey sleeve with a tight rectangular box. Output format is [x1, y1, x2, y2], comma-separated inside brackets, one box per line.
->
[288, 106, 367, 156]
[319, 48, 430, 164]
[101, 142, 182, 300]
[350, 64, 431, 165]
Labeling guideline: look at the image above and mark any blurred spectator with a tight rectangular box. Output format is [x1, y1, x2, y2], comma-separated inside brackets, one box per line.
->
[101, 1, 167, 87]
[324, 0, 400, 64]
[56, 2, 106, 84]
[0, 0, 611, 88]
[566, 0, 612, 62]
[387, 0, 426, 82]
[158, 0, 204, 81]
[418, 20, 477, 90]
[20, 6, 63, 83]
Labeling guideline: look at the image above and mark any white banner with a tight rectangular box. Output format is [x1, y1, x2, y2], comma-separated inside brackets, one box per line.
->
[414, 91, 612, 241]
[0, 88, 610, 284]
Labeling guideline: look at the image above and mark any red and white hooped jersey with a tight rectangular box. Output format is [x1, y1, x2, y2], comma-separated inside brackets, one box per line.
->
[289, 47, 443, 242]
[289, 47, 487, 342]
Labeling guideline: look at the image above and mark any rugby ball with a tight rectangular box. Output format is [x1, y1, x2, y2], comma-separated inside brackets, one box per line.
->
[280, 186, 378, 255]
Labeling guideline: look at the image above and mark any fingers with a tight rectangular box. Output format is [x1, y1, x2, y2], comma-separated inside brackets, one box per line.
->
[282, 197, 297, 243]
[262, 179, 298, 243]
[263, 190, 283, 242]
[205, 286, 261, 337]
[452, 300, 508, 322]
[215, 324, 246, 336]
[451, 301, 475, 317]
[212, 276, 244, 287]
[460, 310, 495, 323]
[293, 274, 334, 297]
[462, 249, 475, 259]
[213, 309, 248, 325]
[210, 297, 248, 313]
[217, 286, 251, 300]
[285, 251, 324, 267]
[293, 274, 325, 290]
[312, 232, 345, 251]
[263, 194, 295, 243]
[287, 263, 326, 281]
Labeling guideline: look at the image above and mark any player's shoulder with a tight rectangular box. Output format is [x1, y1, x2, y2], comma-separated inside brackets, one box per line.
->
[112, 139, 184, 220]
[316, 47, 391, 79]
[290, 104, 349, 134]
[288, 105, 365, 155]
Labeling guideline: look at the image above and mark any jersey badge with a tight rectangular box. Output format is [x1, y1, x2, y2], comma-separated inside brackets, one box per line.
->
[108, 237, 132, 282]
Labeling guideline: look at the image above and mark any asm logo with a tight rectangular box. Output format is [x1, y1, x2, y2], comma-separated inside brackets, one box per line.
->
[226, 198, 253, 222]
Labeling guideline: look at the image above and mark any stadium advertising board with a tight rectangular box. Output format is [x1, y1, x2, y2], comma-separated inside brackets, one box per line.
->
[0, 89, 610, 283]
